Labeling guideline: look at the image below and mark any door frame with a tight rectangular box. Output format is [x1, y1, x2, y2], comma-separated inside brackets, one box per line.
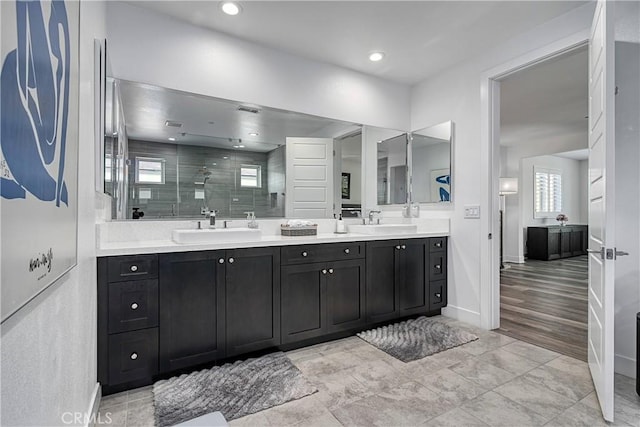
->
[479, 32, 590, 330]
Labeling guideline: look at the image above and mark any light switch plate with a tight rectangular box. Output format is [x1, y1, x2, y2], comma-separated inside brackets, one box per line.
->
[464, 205, 480, 219]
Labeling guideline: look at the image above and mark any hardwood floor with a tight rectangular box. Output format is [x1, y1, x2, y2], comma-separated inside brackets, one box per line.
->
[498, 256, 588, 361]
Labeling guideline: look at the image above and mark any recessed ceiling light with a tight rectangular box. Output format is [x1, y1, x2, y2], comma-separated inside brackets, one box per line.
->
[233, 145, 240, 148]
[369, 52, 385, 62]
[223, 156, 229, 159]
[238, 145, 245, 148]
[249, 132, 259, 136]
[221, 2, 241, 16]
[168, 137, 176, 141]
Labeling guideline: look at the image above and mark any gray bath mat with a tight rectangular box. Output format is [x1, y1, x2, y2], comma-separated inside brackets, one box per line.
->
[357, 316, 478, 362]
[153, 352, 317, 426]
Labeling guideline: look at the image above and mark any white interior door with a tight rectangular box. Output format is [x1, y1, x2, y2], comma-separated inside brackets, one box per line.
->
[587, 0, 615, 421]
[285, 137, 334, 218]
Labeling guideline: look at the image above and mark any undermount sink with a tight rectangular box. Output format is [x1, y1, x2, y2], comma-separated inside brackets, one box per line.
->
[172, 227, 262, 244]
[348, 223, 418, 235]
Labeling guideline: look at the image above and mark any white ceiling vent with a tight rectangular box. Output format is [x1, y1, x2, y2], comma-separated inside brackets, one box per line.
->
[165, 120, 183, 128]
[237, 105, 261, 114]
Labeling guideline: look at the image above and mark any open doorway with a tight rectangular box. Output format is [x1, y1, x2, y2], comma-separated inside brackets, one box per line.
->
[496, 45, 590, 361]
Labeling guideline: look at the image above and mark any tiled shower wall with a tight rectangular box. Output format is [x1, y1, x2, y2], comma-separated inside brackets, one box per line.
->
[127, 140, 285, 219]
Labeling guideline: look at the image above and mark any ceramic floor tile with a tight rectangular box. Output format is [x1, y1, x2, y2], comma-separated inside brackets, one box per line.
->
[615, 373, 640, 404]
[477, 347, 541, 375]
[461, 391, 548, 426]
[97, 404, 127, 427]
[417, 368, 488, 406]
[293, 351, 361, 377]
[450, 357, 517, 389]
[422, 407, 489, 427]
[350, 359, 412, 392]
[545, 401, 609, 427]
[459, 332, 515, 356]
[294, 411, 344, 427]
[427, 346, 475, 368]
[523, 362, 594, 401]
[493, 376, 576, 419]
[614, 394, 640, 427]
[128, 385, 153, 403]
[546, 355, 592, 379]
[228, 411, 272, 426]
[501, 340, 561, 364]
[100, 391, 129, 410]
[312, 371, 375, 411]
[376, 381, 459, 419]
[125, 399, 155, 427]
[263, 394, 333, 427]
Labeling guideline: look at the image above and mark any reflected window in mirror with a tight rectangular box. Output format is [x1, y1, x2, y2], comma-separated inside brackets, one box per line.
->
[410, 121, 452, 204]
[377, 133, 408, 205]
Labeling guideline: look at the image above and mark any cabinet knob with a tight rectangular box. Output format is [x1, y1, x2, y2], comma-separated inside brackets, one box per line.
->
[401, 244, 406, 250]
[396, 245, 401, 250]
[435, 264, 441, 269]
[218, 258, 225, 264]
[344, 248, 350, 254]
[228, 257, 235, 264]
[435, 293, 441, 298]
[302, 251, 308, 257]
[130, 302, 139, 310]
[130, 265, 138, 272]
[435, 242, 442, 248]
[322, 269, 327, 275]
[328, 268, 334, 274]
[130, 352, 138, 360]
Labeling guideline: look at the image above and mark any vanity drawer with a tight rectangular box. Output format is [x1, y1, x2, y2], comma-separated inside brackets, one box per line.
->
[108, 280, 158, 334]
[107, 255, 158, 283]
[429, 251, 447, 281]
[429, 237, 447, 252]
[429, 280, 447, 310]
[108, 329, 158, 385]
[281, 242, 364, 265]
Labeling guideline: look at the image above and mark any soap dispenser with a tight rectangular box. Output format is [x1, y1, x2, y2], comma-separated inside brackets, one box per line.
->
[245, 211, 259, 229]
[335, 213, 346, 234]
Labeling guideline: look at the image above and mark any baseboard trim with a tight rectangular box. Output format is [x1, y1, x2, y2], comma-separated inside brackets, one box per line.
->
[504, 255, 525, 264]
[86, 383, 101, 427]
[615, 353, 637, 378]
[442, 305, 481, 328]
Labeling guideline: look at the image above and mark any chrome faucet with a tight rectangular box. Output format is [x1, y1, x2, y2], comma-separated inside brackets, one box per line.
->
[368, 210, 381, 225]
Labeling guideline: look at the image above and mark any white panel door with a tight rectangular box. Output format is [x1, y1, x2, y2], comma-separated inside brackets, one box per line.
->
[587, 0, 615, 421]
[285, 137, 333, 218]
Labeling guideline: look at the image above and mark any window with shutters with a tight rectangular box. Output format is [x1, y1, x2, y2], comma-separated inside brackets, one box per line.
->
[135, 157, 165, 184]
[240, 165, 261, 188]
[534, 167, 562, 218]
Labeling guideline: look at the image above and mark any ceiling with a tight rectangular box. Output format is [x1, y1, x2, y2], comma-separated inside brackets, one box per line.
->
[500, 45, 589, 149]
[128, 1, 588, 85]
[117, 80, 359, 152]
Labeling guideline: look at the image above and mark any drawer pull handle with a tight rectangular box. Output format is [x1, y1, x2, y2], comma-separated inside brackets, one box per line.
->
[328, 268, 334, 274]
[435, 265, 441, 269]
[130, 352, 138, 360]
[401, 245, 406, 250]
[228, 257, 235, 264]
[218, 258, 225, 264]
[344, 248, 350, 254]
[302, 251, 308, 257]
[130, 265, 138, 272]
[435, 242, 442, 248]
[322, 269, 327, 275]
[435, 293, 441, 298]
[396, 245, 401, 250]
[131, 303, 139, 310]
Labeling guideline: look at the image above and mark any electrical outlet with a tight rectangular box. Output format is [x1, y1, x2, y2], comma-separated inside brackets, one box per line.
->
[464, 205, 480, 219]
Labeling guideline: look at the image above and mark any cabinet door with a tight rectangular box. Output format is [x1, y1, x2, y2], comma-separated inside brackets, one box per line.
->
[281, 263, 326, 344]
[571, 228, 586, 256]
[225, 247, 280, 356]
[366, 240, 400, 323]
[399, 239, 429, 316]
[560, 228, 573, 258]
[326, 259, 366, 333]
[158, 251, 225, 372]
[547, 229, 561, 260]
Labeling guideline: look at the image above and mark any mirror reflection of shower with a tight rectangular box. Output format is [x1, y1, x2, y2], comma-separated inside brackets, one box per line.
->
[196, 166, 213, 215]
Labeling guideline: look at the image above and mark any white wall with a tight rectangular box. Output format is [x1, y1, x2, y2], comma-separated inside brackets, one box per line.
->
[0, 1, 105, 426]
[410, 2, 595, 326]
[105, 2, 410, 132]
[516, 154, 587, 259]
[614, 40, 640, 378]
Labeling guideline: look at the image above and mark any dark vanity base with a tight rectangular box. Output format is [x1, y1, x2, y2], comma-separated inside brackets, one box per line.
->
[98, 237, 448, 394]
[527, 225, 588, 261]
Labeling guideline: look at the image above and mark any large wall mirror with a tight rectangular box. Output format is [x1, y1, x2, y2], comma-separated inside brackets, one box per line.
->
[410, 121, 453, 203]
[104, 79, 361, 220]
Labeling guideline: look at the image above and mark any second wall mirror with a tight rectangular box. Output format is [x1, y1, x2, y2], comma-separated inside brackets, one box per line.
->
[410, 121, 453, 204]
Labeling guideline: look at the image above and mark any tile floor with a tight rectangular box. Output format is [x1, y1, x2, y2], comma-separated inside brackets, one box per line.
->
[98, 318, 640, 427]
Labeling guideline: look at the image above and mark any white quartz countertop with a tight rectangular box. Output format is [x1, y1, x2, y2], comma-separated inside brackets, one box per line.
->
[97, 230, 449, 257]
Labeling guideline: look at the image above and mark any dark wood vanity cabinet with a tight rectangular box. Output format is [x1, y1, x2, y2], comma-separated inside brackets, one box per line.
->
[98, 237, 446, 393]
[527, 225, 588, 260]
[366, 237, 447, 323]
[280, 243, 365, 344]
